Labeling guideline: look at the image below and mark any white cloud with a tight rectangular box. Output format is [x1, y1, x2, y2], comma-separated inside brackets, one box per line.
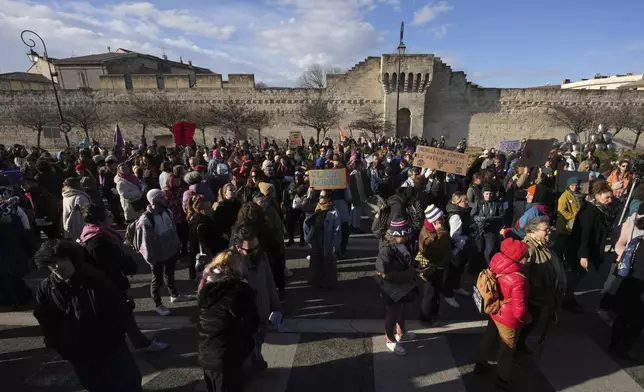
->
[427, 24, 450, 39]
[378, 0, 401, 12]
[412, 1, 452, 25]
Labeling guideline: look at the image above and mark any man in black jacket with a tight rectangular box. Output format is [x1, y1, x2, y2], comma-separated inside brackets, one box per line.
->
[33, 239, 142, 392]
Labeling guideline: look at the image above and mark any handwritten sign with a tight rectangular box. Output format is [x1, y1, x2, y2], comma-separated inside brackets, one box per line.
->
[413, 146, 469, 176]
[309, 169, 347, 190]
[289, 131, 302, 147]
[499, 140, 521, 152]
[518, 139, 556, 168]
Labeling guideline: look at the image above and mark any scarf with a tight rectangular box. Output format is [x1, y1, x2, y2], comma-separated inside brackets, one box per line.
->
[80, 223, 123, 245]
[315, 201, 332, 213]
[590, 198, 612, 227]
[117, 166, 140, 187]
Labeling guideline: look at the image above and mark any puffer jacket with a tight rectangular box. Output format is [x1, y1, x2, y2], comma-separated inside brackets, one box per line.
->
[197, 276, 259, 371]
[489, 251, 530, 329]
[61, 188, 91, 240]
[115, 175, 143, 221]
[135, 206, 180, 264]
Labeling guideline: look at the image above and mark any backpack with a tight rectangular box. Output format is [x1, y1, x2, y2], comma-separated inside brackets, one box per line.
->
[371, 197, 392, 238]
[473, 269, 520, 315]
[215, 162, 229, 177]
[124, 212, 155, 248]
[616, 235, 643, 278]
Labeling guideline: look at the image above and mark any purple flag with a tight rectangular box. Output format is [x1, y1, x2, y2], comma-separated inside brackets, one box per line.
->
[113, 123, 124, 147]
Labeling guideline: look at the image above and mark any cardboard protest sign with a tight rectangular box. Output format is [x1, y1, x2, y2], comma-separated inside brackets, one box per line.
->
[309, 169, 347, 190]
[499, 140, 521, 152]
[289, 131, 302, 147]
[173, 121, 196, 146]
[154, 134, 175, 147]
[556, 171, 590, 193]
[413, 146, 469, 176]
[517, 139, 555, 168]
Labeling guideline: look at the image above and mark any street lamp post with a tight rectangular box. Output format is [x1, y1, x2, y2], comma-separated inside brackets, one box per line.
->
[395, 22, 406, 138]
[21, 30, 71, 147]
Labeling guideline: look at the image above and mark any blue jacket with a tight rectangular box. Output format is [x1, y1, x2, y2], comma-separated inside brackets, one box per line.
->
[303, 208, 341, 258]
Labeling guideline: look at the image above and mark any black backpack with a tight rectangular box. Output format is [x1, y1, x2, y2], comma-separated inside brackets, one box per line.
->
[124, 212, 155, 247]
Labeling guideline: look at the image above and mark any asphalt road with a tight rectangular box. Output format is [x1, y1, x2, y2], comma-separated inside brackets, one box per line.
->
[1, 231, 644, 392]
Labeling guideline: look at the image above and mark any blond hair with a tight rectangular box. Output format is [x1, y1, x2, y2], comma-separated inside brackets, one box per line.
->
[203, 251, 247, 278]
[451, 191, 467, 205]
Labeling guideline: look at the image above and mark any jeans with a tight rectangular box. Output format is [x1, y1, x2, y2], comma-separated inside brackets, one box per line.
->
[340, 222, 350, 255]
[385, 302, 407, 342]
[203, 367, 244, 392]
[150, 256, 179, 306]
[475, 318, 519, 382]
[287, 208, 304, 243]
[72, 344, 142, 392]
[476, 232, 500, 267]
[420, 269, 444, 320]
[350, 205, 362, 228]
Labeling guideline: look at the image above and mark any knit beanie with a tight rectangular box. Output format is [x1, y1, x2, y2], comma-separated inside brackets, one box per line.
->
[567, 177, 580, 187]
[388, 217, 410, 237]
[183, 171, 202, 185]
[527, 185, 537, 197]
[146, 189, 165, 205]
[424, 204, 443, 223]
[212, 149, 222, 159]
[482, 184, 494, 193]
[500, 238, 528, 262]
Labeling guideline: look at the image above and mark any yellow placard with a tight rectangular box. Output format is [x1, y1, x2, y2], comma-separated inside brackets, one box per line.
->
[309, 169, 347, 190]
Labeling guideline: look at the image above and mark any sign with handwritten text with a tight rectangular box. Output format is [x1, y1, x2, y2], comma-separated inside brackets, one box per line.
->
[413, 146, 469, 176]
[499, 140, 522, 152]
[309, 169, 347, 190]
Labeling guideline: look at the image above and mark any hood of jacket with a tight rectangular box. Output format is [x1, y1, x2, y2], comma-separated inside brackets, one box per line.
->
[198, 275, 246, 309]
[62, 187, 89, 200]
[445, 202, 468, 217]
[490, 252, 524, 275]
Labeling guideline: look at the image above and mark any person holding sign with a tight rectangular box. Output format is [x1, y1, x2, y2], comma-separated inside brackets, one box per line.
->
[303, 191, 341, 290]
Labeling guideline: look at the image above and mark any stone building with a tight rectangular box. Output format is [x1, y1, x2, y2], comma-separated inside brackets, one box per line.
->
[2, 52, 644, 149]
[0, 72, 51, 90]
[561, 73, 644, 90]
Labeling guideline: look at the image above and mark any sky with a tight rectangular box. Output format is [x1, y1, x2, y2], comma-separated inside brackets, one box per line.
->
[0, 0, 642, 88]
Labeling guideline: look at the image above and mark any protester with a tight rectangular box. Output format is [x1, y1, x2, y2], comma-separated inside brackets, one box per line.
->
[471, 184, 505, 268]
[303, 190, 341, 289]
[164, 174, 189, 259]
[554, 177, 581, 258]
[197, 251, 259, 392]
[134, 189, 193, 316]
[211, 183, 242, 253]
[61, 177, 91, 241]
[115, 163, 145, 223]
[21, 176, 62, 239]
[474, 238, 530, 390]
[33, 239, 143, 392]
[607, 159, 631, 199]
[512, 184, 550, 240]
[444, 192, 473, 304]
[284, 172, 307, 246]
[375, 217, 417, 356]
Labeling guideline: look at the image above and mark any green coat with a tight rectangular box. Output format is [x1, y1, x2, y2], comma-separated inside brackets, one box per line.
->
[556, 189, 579, 234]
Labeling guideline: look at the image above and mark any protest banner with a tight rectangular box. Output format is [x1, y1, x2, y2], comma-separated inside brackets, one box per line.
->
[499, 140, 521, 152]
[289, 131, 302, 147]
[309, 169, 347, 190]
[556, 171, 590, 193]
[172, 121, 196, 146]
[517, 139, 556, 168]
[413, 146, 469, 176]
[154, 134, 175, 147]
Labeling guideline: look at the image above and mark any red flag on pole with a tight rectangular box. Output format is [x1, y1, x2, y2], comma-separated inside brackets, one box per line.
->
[173, 121, 196, 146]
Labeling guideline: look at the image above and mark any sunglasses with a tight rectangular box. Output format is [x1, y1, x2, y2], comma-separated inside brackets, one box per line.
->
[238, 245, 260, 254]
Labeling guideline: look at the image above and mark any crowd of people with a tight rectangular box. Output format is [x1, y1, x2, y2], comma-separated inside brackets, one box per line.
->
[0, 133, 642, 391]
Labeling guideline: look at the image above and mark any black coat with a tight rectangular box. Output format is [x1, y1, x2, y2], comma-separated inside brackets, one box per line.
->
[212, 199, 241, 252]
[189, 214, 219, 257]
[83, 233, 138, 293]
[565, 201, 609, 269]
[197, 276, 259, 371]
[33, 264, 129, 363]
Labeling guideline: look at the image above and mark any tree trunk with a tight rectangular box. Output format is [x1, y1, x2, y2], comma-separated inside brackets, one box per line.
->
[316, 128, 321, 144]
[84, 128, 90, 142]
[614, 127, 622, 136]
[258, 129, 262, 144]
[36, 128, 42, 149]
[141, 123, 147, 139]
[371, 130, 377, 140]
[633, 130, 642, 150]
[201, 128, 207, 146]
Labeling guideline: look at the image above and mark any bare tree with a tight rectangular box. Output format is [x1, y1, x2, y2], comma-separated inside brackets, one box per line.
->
[350, 107, 393, 140]
[148, 93, 189, 134]
[248, 110, 274, 142]
[294, 96, 341, 143]
[255, 81, 269, 89]
[628, 105, 644, 149]
[188, 105, 215, 146]
[212, 100, 257, 140]
[8, 104, 58, 149]
[605, 105, 632, 136]
[64, 100, 105, 142]
[123, 93, 156, 140]
[297, 64, 345, 88]
[549, 105, 597, 137]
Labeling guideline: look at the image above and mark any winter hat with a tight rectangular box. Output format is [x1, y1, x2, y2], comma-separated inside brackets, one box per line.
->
[527, 185, 537, 197]
[500, 238, 529, 262]
[105, 155, 118, 164]
[424, 204, 444, 223]
[212, 149, 223, 159]
[566, 177, 580, 187]
[527, 184, 548, 203]
[146, 189, 165, 205]
[482, 184, 494, 193]
[542, 167, 554, 175]
[388, 217, 411, 237]
[92, 155, 105, 164]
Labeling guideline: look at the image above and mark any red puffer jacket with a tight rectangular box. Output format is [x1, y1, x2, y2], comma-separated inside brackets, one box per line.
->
[489, 252, 530, 329]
